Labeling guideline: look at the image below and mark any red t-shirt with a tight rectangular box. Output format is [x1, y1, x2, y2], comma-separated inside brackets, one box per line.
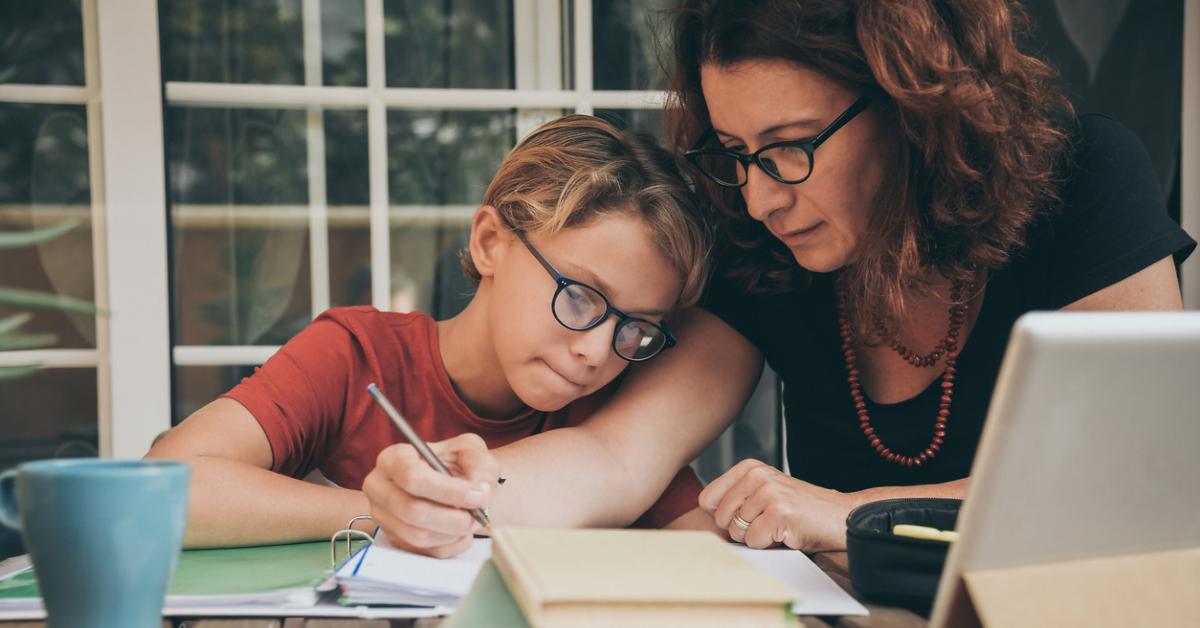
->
[223, 306, 700, 528]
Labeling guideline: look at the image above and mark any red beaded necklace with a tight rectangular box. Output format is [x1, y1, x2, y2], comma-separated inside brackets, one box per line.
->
[836, 279, 969, 468]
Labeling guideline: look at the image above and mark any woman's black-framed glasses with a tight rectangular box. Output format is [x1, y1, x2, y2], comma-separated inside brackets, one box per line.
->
[685, 95, 871, 188]
[514, 230, 677, 362]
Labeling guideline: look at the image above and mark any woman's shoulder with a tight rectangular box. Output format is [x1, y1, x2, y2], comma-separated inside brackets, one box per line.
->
[1011, 113, 1194, 308]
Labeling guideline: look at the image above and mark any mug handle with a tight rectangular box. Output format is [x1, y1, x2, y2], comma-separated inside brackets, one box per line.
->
[0, 469, 20, 530]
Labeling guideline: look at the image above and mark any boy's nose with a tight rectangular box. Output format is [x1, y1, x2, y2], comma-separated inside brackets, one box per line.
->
[568, 317, 617, 368]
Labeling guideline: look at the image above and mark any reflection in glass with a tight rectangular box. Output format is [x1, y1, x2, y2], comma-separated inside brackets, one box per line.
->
[387, 109, 515, 205]
[593, 0, 675, 91]
[0, 369, 98, 470]
[174, 365, 257, 424]
[322, 0, 367, 87]
[325, 108, 371, 308]
[167, 107, 312, 346]
[0, 0, 85, 86]
[0, 104, 95, 349]
[388, 222, 473, 318]
[383, 0, 514, 88]
[161, 0, 305, 84]
[596, 108, 666, 142]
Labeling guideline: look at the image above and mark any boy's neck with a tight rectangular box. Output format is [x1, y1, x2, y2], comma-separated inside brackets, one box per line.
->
[436, 292, 529, 420]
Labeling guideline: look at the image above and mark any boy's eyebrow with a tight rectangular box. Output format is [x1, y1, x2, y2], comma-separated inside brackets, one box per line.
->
[560, 261, 670, 318]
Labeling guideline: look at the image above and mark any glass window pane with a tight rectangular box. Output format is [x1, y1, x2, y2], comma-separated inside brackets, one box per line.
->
[0, 368, 98, 470]
[596, 108, 665, 142]
[593, 0, 674, 91]
[389, 220, 472, 318]
[161, 0, 305, 84]
[0, 103, 96, 349]
[322, 0, 366, 87]
[174, 365, 256, 424]
[0, 0, 85, 86]
[167, 107, 312, 346]
[387, 109, 515, 205]
[325, 108, 371, 308]
[383, 0, 514, 88]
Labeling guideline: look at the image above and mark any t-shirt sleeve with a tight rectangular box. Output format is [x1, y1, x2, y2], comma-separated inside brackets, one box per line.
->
[221, 316, 355, 478]
[631, 466, 703, 529]
[1037, 114, 1196, 309]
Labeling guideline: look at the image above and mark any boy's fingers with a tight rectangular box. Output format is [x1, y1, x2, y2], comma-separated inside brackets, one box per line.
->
[377, 446, 490, 509]
[453, 442, 501, 488]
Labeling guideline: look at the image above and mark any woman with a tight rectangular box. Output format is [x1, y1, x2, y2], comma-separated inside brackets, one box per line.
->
[671, 0, 1194, 551]
[359, 0, 1193, 555]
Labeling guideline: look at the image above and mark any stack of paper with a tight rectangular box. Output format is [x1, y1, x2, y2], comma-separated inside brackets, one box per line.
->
[334, 535, 491, 608]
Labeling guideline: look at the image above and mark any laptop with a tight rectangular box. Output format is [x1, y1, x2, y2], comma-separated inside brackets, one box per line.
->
[928, 312, 1200, 627]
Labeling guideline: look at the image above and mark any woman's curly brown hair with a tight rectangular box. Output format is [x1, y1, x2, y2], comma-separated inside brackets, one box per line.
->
[666, 0, 1074, 327]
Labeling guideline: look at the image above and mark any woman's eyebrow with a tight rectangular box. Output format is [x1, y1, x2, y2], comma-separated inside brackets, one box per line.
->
[715, 118, 822, 142]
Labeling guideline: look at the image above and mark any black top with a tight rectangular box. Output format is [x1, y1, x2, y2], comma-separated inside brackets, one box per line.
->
[702, 114, 1196, 492]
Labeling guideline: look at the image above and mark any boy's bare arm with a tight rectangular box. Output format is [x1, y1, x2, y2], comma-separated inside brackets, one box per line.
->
[145, 398, 369, 547]
[484, 308, 762, 528]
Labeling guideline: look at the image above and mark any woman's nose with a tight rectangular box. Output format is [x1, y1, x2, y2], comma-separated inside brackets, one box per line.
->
[741, 164, 791, 223]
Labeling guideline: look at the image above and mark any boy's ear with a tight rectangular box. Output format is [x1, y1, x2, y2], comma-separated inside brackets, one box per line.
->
[468, 205, 512, 279]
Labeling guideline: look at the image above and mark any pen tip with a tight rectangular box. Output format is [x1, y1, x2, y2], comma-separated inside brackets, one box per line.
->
[367, 383, 379, 396]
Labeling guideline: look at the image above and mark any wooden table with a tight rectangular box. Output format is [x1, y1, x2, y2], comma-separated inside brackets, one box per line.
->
[0, 552, 926, 628]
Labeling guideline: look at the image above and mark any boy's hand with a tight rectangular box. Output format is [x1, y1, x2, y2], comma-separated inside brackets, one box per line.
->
[362, 432, 500, 558]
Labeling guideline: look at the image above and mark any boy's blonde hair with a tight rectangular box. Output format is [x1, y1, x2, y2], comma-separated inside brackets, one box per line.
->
[462, 114, 712, 308]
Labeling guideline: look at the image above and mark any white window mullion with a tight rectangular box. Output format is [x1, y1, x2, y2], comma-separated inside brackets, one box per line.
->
[515, 0, 565, 138]
[95, 0, 173, 457]
[81, 0, 113, 456]
[572, 0, 593, 115]
[303, 0, 331, 317]
[365, 0, 391, 310]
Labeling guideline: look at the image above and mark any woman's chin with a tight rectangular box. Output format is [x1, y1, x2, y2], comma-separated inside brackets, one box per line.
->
[789, 248, 849, 274]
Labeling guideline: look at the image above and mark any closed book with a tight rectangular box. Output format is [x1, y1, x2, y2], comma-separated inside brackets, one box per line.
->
[491, 527, 796, 628]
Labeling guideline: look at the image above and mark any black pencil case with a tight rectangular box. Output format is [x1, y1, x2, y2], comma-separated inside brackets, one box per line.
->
[845, 497, 962, 614]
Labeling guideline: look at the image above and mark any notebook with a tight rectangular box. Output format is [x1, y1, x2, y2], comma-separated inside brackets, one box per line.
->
[490, 527, 797, 628]
[334, 533, 491, 608]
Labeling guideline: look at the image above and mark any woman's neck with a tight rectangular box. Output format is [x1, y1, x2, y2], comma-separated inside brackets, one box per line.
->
[436, 291, 528, 420]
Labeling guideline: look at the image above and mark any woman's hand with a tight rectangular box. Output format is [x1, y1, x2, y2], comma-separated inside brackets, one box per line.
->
[699, 459, 860, 552]
[362, 433, 500, 558]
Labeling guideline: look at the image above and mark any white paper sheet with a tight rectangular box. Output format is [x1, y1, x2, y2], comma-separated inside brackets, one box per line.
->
[736, 547, 869, 616]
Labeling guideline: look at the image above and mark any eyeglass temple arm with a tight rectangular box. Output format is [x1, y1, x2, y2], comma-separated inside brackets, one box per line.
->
[514, 230, 565, 281]
[811, 96, 872, 148]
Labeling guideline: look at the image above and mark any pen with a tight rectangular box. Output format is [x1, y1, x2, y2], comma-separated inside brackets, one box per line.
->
[367, 383, 493, 530]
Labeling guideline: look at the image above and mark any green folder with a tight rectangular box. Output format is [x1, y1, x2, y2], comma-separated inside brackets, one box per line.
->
[0, 541, 334, 600]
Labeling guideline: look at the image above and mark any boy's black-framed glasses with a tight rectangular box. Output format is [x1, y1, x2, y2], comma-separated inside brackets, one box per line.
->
[684, 95, 872, 188]
[513, 230, 677, 362]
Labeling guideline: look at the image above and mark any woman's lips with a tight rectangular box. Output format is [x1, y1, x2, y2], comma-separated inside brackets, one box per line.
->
[776, 222, 825, 246]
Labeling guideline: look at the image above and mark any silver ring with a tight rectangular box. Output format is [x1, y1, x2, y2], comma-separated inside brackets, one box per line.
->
[732, 512, 752, 531]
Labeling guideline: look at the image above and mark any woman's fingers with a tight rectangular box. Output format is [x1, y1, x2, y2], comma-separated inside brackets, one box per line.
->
[708, 461, 777, 529]
[698, 458, 766, 514]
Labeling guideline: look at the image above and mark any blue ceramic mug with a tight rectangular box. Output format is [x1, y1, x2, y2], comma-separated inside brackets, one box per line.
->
[0, 459, 190, 628]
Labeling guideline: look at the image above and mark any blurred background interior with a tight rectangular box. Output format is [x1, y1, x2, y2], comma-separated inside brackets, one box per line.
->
[0, 0, 1193, 558]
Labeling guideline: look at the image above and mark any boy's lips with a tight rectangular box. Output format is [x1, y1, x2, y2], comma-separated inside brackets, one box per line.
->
[543, 360, 586, 388]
